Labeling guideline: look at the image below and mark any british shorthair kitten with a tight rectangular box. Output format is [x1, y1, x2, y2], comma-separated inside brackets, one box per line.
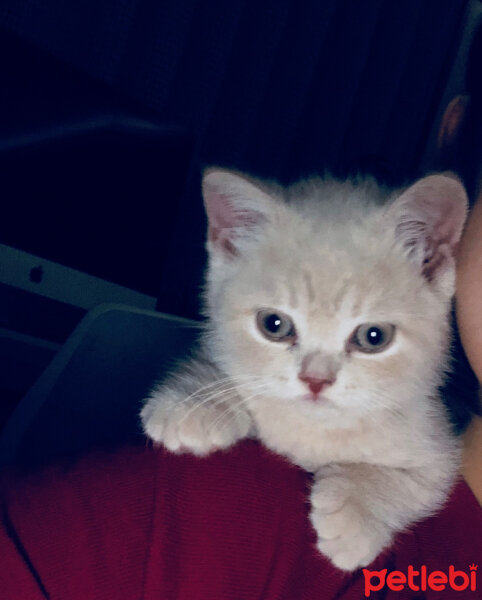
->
[141, 169, 467, 571]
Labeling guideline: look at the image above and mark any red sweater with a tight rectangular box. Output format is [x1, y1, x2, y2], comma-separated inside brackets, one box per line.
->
[0, 440, 480, 599]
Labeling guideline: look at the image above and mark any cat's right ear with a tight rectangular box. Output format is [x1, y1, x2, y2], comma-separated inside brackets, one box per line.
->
[202, 169, 275, 258]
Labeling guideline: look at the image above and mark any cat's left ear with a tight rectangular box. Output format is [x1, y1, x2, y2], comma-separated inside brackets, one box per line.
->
[386, 173, 468, 296]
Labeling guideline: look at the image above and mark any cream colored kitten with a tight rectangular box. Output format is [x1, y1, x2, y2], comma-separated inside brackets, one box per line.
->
[141, 169, 467, 571]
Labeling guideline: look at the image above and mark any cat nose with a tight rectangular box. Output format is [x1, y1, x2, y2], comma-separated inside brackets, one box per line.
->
[298, 373, 335, 396]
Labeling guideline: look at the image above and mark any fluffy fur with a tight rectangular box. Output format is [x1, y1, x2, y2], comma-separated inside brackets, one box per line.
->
[141, 169, 467, 571]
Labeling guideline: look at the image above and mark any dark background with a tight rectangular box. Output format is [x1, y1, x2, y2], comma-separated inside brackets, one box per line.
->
[0, 0, 471, 315]
[0, 0, 480, 453]
[0, 0, 476, 427]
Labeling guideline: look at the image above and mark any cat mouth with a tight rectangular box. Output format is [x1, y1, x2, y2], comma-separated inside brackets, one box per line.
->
[301, 393, 331, 404]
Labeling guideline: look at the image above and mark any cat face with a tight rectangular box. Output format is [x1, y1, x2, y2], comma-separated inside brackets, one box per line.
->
[202, 170, 467, 424]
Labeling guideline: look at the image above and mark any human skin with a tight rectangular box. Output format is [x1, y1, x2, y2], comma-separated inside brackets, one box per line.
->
[463, 415, 482, 505]
[438, 95, 482, 506]
[456, 183, 482, 506]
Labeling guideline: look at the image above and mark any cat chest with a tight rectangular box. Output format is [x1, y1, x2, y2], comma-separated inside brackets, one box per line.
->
[252, 407, 412, 470]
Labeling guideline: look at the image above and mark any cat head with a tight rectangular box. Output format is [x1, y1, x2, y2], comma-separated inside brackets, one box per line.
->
[201, 169, 467, 423]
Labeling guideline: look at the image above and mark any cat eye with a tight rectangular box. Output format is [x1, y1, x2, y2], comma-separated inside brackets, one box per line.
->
[256, 309, 296, 342]
[348, 323, 395, 354]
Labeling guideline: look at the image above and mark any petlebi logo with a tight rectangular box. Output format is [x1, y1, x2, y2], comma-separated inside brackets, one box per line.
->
[363, 564, 477, 597]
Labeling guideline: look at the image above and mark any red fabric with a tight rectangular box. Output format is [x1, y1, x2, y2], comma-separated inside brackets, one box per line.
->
[0, 440, 480, 599]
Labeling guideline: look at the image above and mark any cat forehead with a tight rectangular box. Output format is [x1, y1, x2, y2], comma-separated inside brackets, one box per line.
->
[243, 197, 399, 281]
[284, 175, 387, 213]
[259, 262, 409, 304]
[280, 178, 391, 245]
[229, 238, 421, 322]
[217, 177, 429, 316]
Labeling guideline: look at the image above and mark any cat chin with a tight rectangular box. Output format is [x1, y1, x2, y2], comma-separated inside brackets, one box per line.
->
[293, 398, 344, 422]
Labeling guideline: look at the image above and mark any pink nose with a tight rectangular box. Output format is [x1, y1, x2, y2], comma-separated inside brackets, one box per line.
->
[298, 374, 335, 396]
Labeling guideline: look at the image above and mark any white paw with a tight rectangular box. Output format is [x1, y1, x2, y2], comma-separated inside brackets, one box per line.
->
[310, 466, 392, 571]
[141, 396, 252, 456]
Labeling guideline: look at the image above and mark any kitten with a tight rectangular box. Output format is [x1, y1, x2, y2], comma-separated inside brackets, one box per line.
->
[141, 169, 467, 571]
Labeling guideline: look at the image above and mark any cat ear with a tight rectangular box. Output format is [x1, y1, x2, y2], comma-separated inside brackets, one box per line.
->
[387, 173, 468, 293]
[202, 168, 276, 258]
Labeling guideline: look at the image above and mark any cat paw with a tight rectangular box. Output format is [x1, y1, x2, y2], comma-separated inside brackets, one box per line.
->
[141, 397, 252, 456]
[310, 465, 392, 571]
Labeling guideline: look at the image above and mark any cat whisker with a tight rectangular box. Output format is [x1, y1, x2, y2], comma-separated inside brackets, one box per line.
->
[175, 380, 270, 427]
[364, 393, 410, 421]
[163, 374, 265, 407]
[207, 386, 270, 435]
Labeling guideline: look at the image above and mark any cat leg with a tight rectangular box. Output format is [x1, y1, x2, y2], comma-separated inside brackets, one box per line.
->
[140, 357, 254, 456]
[310, 460, 457, 571]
